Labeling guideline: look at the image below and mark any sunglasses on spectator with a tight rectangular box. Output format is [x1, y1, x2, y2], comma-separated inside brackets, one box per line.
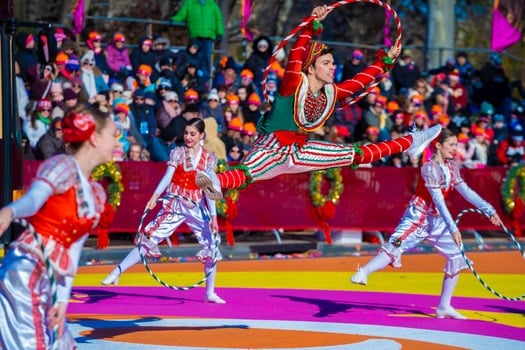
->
[55, 128, 62, 131]
[112, 90, 123, 94]
[83, 62, 94, 66]
[73, 84, 82, 88]
[168, 99, 179, 103]
[39, 108, 51, 112]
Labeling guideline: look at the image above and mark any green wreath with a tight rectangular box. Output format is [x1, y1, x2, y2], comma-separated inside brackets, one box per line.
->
[501, 164, 525, 214]
[309, 168, 344, 207]
[215, 159, 240, 220]
[91, 161, 124, 208]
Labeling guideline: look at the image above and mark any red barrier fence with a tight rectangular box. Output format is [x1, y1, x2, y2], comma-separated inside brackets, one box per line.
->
[23, 161, 521, 244]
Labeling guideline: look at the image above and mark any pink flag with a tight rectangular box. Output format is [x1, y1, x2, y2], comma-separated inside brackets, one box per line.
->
[240, 0, 253, 41]
[491, 0, 524, 52]
[71, 0, 85, 35]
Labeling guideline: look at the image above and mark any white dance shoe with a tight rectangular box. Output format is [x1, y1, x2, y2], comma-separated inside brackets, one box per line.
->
[350, 268, 368, 285]
[205, 293, 226, 304]
[406, 124, 442, 159]
[101, 270, 120, 285]
[436, 307, 467, 319]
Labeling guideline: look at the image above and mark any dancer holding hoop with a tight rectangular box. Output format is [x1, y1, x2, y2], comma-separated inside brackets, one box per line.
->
[350, 128, 503, 319]
[102, 118, 226, 304]
[196, 4, 441, 198]
[0, 107, 118, 349]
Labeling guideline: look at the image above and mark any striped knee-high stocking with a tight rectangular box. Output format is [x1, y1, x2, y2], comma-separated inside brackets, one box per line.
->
[353, 135, 413, 164]
[217, 168, 247, 189]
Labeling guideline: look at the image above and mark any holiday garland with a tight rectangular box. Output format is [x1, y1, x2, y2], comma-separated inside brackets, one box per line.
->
[92, 161, 124, 208]
[309, 168, 344, 207]
[501, 164, 525, 214]
[501, 164, 525, 237]
[91, 161, 124, 248]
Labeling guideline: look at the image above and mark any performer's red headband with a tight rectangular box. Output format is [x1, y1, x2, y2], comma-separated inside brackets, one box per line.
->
[62, 111, 96, 143]
[301, 41, 329, 72]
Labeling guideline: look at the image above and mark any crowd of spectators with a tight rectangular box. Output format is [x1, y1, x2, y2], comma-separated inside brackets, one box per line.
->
[15, 26, 525, 169]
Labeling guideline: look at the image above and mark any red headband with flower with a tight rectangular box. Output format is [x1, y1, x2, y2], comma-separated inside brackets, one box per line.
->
[62, 111, 96, 143]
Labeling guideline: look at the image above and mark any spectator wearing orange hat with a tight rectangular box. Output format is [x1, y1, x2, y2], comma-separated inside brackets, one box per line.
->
[126, 64, 154, 94]
[222, 116, 243, 150]
[413, 110, 429, 131]
[106, 31, 132, 80]
[184, 88, 200, 104]
[236, 68, 257, 99]
[86, 31, 110, 76]
[454, 132, 471, 166]
[195, 5, 440, 197]
[362, 94, 392, 141]
[113, 102, 135, 160]
[224, 94, 242, 123]
[241, 122, 257, 151]
[463, 125, 490, 168]
[242, 92, 262, 124]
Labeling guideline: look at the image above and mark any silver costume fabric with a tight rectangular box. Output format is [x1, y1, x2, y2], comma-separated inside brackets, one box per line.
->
[142, 196, 222, 261]
[0, 248, 75, 349]
[381, 205, 468, 276]
[381, 158, 495, 276]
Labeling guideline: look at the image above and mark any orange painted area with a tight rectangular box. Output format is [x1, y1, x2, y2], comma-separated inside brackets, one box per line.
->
[77, 326, 468, 349]
[83, 251, 524, 274]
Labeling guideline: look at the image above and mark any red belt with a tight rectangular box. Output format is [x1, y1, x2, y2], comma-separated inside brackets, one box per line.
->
[274, 130, 308, 147]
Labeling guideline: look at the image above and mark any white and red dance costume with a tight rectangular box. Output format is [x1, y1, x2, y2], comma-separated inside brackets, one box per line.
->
[0, 155, 105, 349]
[383, 156, 496, 273]
[102, 146, 223, 303]
[141, 146, 220, 261]
[214, 21, 423, 189]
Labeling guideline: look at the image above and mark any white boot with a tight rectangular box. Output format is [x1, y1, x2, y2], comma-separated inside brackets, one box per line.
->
[196, 171, 223, 200]
[204, 259, 226, 304]
[101, 247, 143, 285]
[350, 268, 368, 285]
[101, 266, 121, 285]
[436, 274, 466, 319]
[406, 124, 442, 159]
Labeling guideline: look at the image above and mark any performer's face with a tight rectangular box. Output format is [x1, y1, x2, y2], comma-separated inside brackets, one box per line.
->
[437, 136, 457, 160]
[309, 53, 336, 84]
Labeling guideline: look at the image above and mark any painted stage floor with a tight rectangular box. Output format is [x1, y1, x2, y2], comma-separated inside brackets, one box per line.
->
[68, 251, 525, 349]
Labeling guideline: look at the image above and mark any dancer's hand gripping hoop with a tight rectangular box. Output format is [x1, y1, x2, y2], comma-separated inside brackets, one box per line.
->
[262, 0, 403, 106]
[455, 208, 525, 301]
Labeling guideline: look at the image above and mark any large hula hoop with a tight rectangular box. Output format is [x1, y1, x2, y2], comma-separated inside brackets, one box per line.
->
[136, 194, 220, 291]
[13, 218, 60, 348]
[455, 208, 525, 301]
[262, 0, 402, 104]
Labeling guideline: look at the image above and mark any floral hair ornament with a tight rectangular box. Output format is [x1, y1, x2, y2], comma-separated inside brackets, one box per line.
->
[62, 111, 96, 143]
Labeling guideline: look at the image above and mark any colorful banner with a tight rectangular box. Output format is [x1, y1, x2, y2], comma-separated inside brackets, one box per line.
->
[71, 0, 85, 35]
[491, 0, 524, 52]
[240, 0, 253, 41]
